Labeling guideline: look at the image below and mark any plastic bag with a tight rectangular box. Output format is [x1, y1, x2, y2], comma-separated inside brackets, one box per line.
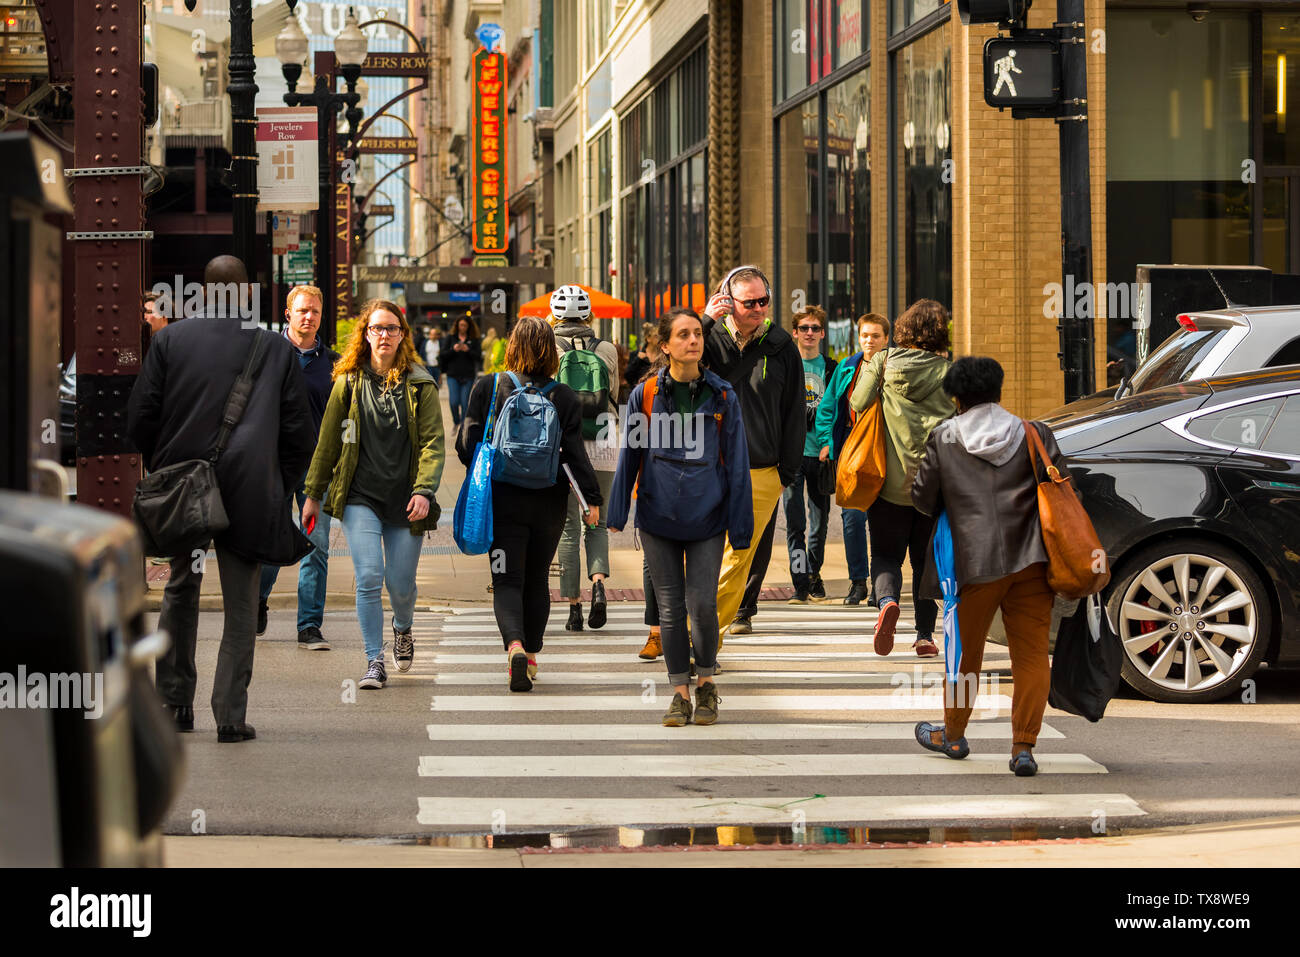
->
[453, 440, 494, 555]
[1048, 593, 1123, 721]
[931, 511, 962, 685]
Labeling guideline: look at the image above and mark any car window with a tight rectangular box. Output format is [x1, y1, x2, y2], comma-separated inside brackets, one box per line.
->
[1129, 328, 1231, 394]
[1260, 394, 1300, 456]
[1265, 337, 1300, 368]
[1186, 398, 1284, 449]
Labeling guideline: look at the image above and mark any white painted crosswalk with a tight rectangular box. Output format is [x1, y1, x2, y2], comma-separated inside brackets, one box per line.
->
[411, 601, 1144, 836]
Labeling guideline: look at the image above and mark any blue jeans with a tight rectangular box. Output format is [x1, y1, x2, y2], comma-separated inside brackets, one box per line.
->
[259, 486, 331, 631]
[341, 504, 423, 662]
[447, 375, 474, 426]
[782, 455, 829, 589]
[842, 507, 870, 581]
[641, 530, 725, 686]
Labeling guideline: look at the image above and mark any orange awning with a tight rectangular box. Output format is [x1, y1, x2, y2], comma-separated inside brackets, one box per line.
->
[518, 284, 633, 319]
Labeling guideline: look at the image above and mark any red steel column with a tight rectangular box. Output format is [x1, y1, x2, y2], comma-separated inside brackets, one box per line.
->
[72, 0, 147, 515]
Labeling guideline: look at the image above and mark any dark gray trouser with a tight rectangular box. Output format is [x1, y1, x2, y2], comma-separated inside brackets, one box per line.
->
[737, 505, 778, 620]
[156, 542, 260, 727]
[641, 530, 726, 686]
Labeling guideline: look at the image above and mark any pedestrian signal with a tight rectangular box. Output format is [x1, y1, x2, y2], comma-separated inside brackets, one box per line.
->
[983, 36, 1060, 109]
[958, 0, 1032, 26]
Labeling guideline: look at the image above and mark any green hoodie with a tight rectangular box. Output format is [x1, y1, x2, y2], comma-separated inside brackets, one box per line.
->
[303, 362, 445, 534]
[847, 346, 953, 506]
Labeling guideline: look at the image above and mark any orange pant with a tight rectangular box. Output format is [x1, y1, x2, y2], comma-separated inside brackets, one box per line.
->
[943, 562, 1053, 747]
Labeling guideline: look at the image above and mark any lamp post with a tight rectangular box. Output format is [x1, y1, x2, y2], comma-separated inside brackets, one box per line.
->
[276, 5, 368, 344]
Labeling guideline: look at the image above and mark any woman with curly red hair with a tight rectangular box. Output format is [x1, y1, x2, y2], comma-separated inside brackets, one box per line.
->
[303, 300, 445, 690]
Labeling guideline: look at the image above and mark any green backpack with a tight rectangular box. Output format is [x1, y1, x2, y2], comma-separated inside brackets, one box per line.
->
[556, 333, 611, 440]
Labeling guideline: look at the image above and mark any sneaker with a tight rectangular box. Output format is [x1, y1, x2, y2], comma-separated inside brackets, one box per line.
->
[913, 633, 939, 658]
[359, 656, 387, 690]
[392, 622, 414, 672]
[787, 588, 809, 605]
[527, 656, 538, 680]
[662, 692, 693, 727]
[808, 574, 828, 603]
[639, 632, 663, 660]
[588, 580, 607, 629]
[843, 580, 869, 606]
[694, 682, 721, 725]
[297, 626, 330, 651]
[565, 603, 584, 632]
[729, 617, 753, 635]
[256, 601, 268, 637]
[507, 644, 532, 692]
[874, 599, 900, 656]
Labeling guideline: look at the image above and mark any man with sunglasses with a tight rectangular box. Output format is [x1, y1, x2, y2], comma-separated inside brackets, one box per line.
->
[701, 265, 806, 645]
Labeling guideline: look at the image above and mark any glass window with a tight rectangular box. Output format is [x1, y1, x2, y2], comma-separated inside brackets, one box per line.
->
[1261, 395, 1300, 455]
[834, 1, 865, 68]
[1267, 337, 1300, 367]
[891, 0, 946, 36]
[1263, 16, 1300, 166]
[782, 0, 810, 100]
[824, 69, 869, 358]
[1129, 328, 1232, 394]
[778, 99, 822, 318]
[1188, 398, 1284, 449]
[690, 152, 708, 310]
[587, 0, 611, 68]
[895, 27, 951, 311]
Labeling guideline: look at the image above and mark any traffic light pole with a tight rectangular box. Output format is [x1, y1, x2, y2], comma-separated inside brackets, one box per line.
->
[1056, 0, 1095, 401]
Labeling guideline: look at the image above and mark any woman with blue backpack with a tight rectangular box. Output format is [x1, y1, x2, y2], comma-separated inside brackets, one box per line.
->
[608, 308, 753, 727]
[455, 315, 602, 692]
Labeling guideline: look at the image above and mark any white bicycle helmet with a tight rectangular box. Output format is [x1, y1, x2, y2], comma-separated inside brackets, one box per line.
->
[549, 284, 592, 322]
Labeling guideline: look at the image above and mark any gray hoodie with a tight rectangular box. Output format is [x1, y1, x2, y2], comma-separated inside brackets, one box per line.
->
[943, 402, 1026, 466]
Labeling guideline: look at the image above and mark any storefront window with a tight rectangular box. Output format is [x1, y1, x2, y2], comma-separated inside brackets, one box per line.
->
[895, 27, 951, 311]
[778, 99, 822, 318]
[781, 0, 810, 100]
[824, 70, 869, 357]
[779, 2, 867, 101]
[1264, 17, 1300, 167]
[891, 0, 946, 36]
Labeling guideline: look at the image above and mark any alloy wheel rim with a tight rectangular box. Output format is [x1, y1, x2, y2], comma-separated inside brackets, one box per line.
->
[1118, 553, 1257, 694]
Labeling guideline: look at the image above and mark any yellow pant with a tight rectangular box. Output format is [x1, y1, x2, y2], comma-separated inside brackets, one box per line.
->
[715, 466, 785, 646]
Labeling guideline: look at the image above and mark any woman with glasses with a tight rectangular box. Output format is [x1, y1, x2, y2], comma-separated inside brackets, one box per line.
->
[304, 300, 445, 691]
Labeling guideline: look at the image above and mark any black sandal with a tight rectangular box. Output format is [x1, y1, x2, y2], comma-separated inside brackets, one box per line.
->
[914, 721, 969, 760]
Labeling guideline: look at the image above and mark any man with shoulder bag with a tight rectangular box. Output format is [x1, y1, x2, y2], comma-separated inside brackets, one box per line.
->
[127, 255, 314, 743]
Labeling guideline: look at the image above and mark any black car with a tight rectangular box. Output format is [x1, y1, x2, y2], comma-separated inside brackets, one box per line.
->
[1046, 366, 1300, 703]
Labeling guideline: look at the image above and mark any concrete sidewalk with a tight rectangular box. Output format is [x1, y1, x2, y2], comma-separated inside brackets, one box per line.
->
[162, 816, 1300, 867]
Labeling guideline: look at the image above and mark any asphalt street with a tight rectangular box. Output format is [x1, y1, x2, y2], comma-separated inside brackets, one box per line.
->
[158, 600, 1300, 843]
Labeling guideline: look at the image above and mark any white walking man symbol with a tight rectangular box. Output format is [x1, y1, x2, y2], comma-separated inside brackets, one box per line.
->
[993, 49, 1022, 97]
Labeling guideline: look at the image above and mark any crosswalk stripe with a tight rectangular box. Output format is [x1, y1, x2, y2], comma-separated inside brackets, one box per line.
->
[424, 722, 1067, 741]
[415, 794, 1146, 827]
[417, 752, 1106, 776]
[437, 617, 890, 632]
[429, 693, 1011, 711]
[417, 635, 920, 646]
[430, 671, 935, 685]
[428, 652, 977, 663]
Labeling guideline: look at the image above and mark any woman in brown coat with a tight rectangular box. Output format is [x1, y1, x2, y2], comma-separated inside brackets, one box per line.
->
[910, 356, 1074, 777]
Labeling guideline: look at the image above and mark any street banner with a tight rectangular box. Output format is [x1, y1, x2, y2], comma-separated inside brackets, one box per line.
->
[471, 46, 508, 257]
[256, 107, 318, 212]
[334, 149, 353, 323]
[271, 213, 300, 255]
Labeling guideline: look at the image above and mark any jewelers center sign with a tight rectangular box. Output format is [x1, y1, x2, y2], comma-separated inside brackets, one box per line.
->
[471, 41, 507, 257]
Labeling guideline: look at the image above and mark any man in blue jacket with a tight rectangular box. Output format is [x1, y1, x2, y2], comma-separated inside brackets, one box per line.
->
[257, 285, 340, 649]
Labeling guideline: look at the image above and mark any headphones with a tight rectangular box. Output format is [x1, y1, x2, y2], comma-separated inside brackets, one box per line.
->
[721, 264, 772, 299]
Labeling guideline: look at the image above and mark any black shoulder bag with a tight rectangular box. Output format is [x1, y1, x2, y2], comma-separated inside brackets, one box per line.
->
[132, 330, 271, 557]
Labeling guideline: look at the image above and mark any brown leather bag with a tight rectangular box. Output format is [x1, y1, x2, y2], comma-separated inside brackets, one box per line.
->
[836, 352, 888, 510]
[1023, 419, 1110, 599]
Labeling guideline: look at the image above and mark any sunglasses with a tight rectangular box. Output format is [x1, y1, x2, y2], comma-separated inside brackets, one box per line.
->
[796, 324, 823, 333]
[736, 295, 770, 309]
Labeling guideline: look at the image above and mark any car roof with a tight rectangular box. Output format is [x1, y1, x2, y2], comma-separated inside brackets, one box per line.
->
[1203, 363, 1300, 394]
[1182, 304, 1300, 326]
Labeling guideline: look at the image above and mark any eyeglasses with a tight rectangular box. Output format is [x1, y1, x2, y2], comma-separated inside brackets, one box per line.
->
[368, 324, 404, 338]
[737, 296, 771, 309]
[796, 324, 822, 333]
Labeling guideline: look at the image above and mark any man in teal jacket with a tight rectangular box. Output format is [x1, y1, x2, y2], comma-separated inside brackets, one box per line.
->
[815, 313, 890, 605]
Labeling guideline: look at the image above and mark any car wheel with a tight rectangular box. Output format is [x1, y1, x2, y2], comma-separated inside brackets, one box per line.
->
[1107, 538, 1272, 704]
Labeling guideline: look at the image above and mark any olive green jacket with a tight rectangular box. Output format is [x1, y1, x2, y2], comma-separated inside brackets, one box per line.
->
[303, 362, 445, 534]
[848, 346, 953, 507]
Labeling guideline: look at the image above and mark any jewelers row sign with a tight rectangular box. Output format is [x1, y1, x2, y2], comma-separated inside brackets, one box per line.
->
[472, 46, 508, 256]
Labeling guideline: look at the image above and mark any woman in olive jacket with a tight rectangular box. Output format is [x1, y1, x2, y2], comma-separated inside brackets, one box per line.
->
[910, 356, 1073, 777]
[848, 299, 954, 658]
[303, 300, 445, 692]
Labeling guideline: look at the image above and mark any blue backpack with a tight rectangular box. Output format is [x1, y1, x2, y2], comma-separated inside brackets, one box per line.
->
[490, 371, 562, 488]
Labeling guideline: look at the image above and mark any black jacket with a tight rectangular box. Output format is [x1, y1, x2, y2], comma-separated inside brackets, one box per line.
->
[126, 319, 315, 566]
[455, 372, 602, 506]
[911, 416, 1072, 599]
[701, 315, 806, 486]
[439, 334, 482, 381]
[286, 332, 340, 437]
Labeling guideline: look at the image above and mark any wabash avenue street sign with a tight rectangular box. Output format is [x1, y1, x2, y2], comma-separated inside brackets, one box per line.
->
[983, 35, 1060, 110]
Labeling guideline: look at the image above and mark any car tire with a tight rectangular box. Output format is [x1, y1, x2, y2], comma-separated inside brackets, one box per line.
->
[1108, 537, 1272, 704]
